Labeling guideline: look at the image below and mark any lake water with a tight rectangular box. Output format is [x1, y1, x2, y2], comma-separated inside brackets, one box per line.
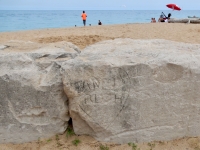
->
[0, 10, 200, 32]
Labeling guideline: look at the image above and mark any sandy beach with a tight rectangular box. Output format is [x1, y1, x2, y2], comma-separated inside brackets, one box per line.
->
[0, 23, 200, 49]
[1, 133, 200, 150]
[1, 23, 200, 150]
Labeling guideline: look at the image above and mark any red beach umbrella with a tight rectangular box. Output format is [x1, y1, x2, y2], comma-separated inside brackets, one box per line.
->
[166, 4, 181, 11]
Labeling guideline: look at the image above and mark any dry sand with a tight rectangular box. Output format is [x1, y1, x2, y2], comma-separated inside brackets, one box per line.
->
[0, 23, 200, 49]
[0, 23, 200, 150]
[1, 133, 200, 150]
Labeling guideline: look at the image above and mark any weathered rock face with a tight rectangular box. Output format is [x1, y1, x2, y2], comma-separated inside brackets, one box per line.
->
[62, 39, 200, 144]
[0, 41, 80, 143]
[2, 39, 200, 144]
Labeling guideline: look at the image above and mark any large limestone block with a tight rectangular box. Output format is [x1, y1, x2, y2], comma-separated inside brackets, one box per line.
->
[62, 39, 200, 143]
[0, 41, 80, 143]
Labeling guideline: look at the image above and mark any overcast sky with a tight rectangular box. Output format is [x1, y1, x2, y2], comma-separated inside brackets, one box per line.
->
[0, 0, 199, 10]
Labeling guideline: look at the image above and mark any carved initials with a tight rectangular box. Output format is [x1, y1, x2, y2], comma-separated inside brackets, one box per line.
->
[85, 94, 97, 104]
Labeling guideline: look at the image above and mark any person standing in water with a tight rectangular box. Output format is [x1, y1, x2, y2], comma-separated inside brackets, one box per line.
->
[81, 11, 87, 26]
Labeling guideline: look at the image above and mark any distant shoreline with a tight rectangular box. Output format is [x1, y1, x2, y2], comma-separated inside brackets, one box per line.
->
[1, 10, 200, 32]
[0, 23, 147, 33]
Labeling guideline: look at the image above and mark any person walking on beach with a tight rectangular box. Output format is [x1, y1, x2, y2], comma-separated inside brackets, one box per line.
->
[81, 11, 87, 26]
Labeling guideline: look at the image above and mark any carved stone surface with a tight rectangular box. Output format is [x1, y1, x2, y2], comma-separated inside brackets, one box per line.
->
[62, 39, 200, 143]
[0, 41, 80, 143]
[2, 39, 200, 144]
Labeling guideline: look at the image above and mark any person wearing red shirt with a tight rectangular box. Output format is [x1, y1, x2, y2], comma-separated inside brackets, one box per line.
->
[81, 11, 87, 26]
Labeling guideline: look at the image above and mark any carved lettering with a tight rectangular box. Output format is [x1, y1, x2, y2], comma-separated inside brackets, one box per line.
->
[72, 80, 99, 93]
[115, 94, 125, 104]
[93, 81, 99, 89]
[84, 94, 98, 104]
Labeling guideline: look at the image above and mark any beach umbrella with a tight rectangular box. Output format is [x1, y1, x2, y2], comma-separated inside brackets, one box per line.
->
[166, 4, 181, 11]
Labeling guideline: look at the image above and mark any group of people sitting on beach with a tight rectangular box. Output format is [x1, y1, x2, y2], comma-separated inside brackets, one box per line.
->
[151, 18, 156, 23]
[81, 10, 172, 26]
[151, 12, 172, 23]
